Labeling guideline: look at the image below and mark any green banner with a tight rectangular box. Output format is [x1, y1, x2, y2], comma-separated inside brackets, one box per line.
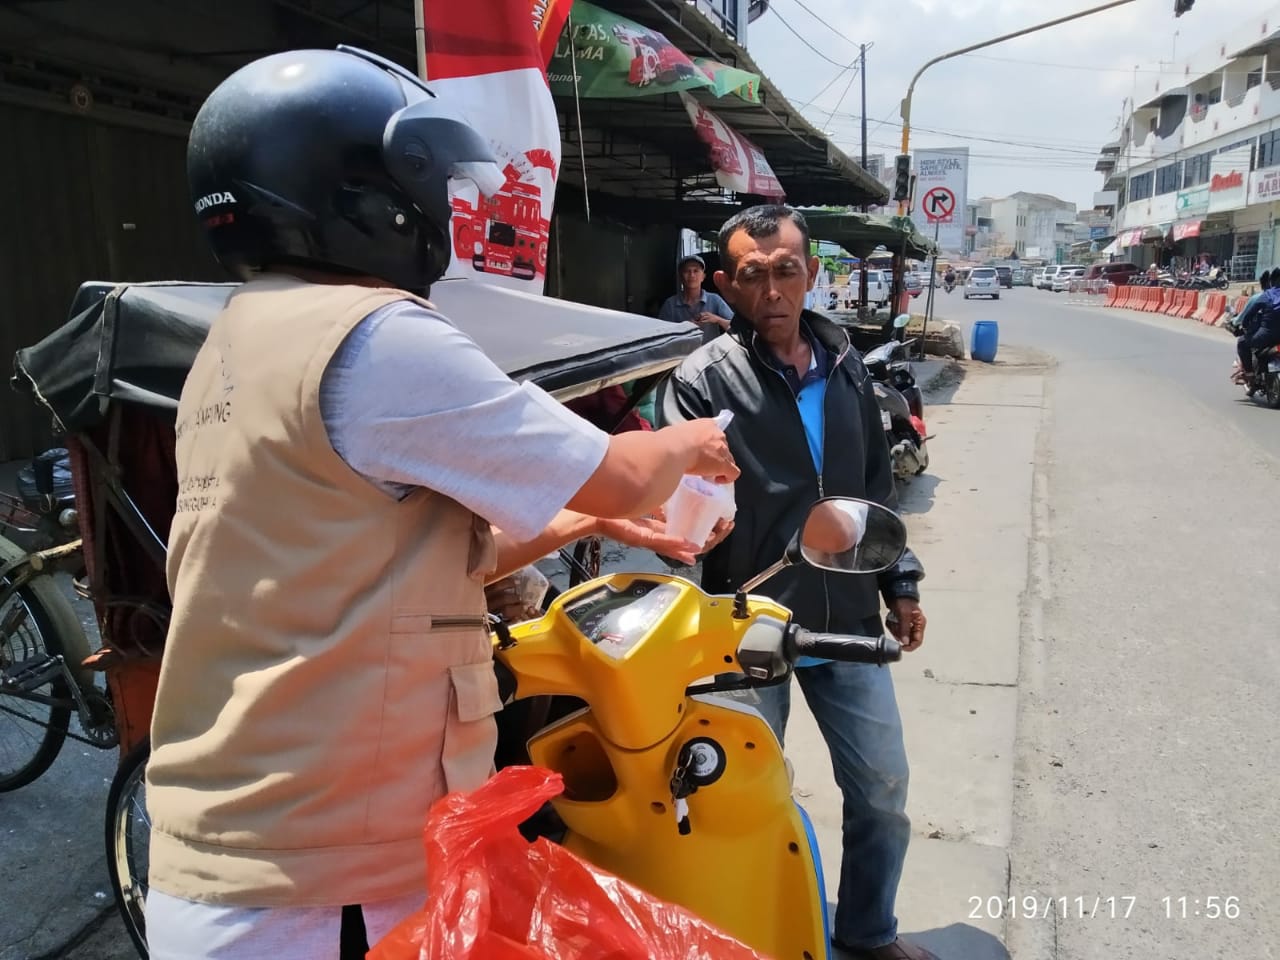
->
[547, 2, 716, 98]
[691, 57, 761, 104]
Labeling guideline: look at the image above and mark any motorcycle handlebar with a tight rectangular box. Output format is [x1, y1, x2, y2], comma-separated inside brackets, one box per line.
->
[785, 627, 902, 666]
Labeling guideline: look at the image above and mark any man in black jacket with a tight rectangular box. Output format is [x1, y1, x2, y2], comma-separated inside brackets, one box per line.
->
[658, 205, 935, 960]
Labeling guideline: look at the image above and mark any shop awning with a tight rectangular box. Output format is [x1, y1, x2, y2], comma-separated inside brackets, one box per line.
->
[1117, 228, 1144, 247]
[1172, 220, 1204, 241]
[802, 211, 940, 261]
[553, 0, 889, 207]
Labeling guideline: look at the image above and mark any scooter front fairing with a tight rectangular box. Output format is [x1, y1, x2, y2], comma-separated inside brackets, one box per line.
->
[497, 572, 832, 960]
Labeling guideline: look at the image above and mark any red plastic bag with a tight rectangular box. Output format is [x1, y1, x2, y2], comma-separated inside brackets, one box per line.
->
[369, 766, 766, 960]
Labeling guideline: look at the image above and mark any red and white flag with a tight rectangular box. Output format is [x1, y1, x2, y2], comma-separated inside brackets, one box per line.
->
[422, 0, 574, 292]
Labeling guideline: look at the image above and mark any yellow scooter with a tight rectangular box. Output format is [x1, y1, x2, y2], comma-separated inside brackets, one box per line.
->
[493, 497, 908, 960]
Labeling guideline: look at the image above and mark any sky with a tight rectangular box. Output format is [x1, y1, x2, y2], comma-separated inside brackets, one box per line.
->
[743, 0, 1280, 211]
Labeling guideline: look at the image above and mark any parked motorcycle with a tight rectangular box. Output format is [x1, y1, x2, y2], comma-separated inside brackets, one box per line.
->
[863, 317, 930, 479]
[3, 448, 79, 549]
[492, 496, 907, 959]
[1187, 266, 1230, 290]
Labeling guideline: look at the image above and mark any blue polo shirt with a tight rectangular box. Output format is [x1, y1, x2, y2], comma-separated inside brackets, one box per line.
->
[758, 322, 831, 475]
[758, 322, 834, 669]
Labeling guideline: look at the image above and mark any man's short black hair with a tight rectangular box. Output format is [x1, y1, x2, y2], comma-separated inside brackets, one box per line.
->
[718, 204, 811, 270]
[1261, 269, 1272, 289]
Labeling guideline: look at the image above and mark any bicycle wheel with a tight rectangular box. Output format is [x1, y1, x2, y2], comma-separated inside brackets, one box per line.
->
[0, 581, 72, 791]
[106, 736, 150, 959]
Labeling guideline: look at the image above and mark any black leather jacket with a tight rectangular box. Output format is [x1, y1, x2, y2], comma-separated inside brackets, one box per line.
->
[657, 310, 924, 632]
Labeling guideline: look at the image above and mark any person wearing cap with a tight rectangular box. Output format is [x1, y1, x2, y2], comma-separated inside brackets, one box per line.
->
[658, 254, 736, 343]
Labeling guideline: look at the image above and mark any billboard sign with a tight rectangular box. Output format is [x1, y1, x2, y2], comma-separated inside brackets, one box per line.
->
[909, 147, 969, 253]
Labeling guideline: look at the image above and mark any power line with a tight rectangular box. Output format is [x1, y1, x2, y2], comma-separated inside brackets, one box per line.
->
[797, 64, 856, 111]
[851, 139, 1108, 167]
[761, 7, 857, 69]
[819, 110, 1132, 157]
[825, 59, 862, 135]
[960, 52, 1177, 75]
[776, 0, 864, 50]
[807, 103, 1119, 149]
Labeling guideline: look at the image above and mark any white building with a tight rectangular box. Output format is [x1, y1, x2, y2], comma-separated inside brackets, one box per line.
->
[1098, 5, 1280, 277]
[987, 192, 1077, 260]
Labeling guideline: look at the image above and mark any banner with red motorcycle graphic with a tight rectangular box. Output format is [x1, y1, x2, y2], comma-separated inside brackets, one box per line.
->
[548, 1, 713, 98]
[545, 3, 761, 102]
[678, 92, 785, 201]
[422, 0, 569, 291]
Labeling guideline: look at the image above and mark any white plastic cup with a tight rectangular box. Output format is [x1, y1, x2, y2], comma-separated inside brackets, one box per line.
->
[663, 408, 737, 546]
[665, 475, 735, 546]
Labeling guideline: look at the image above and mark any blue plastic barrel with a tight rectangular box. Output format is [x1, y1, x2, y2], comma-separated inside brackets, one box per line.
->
[971, 320, 999, 363]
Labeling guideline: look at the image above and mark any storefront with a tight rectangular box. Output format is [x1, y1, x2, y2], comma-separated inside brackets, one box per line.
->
[1244, 166, 1280, 272]
[1208, 145, 1253, 277]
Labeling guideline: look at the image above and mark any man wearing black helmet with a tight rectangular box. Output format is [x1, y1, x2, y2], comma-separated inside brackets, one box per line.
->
[145, 46, 738, 958]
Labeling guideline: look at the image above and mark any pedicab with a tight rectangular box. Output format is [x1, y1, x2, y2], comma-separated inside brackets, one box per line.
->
[9, 276, 701, 958]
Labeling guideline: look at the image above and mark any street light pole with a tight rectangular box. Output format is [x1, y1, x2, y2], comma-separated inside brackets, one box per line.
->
[896, 0, 1139, 214]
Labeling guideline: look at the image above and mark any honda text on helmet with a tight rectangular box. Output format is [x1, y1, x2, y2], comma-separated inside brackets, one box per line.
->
[187, 45, 504, 294]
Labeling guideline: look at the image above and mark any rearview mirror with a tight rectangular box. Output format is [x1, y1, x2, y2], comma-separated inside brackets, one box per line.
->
[893, 313, 911, 329]
[733, 498, 909, 616]
[799, 498, 907, 574]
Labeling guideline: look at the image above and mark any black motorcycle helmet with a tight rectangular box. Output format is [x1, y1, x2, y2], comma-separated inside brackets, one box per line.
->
[187, 46, 503, 293]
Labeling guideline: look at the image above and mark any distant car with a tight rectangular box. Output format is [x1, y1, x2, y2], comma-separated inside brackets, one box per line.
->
[965, 266, 1001, 300]
[1038, 265, 1062, 290]
[838, 270, 891, 307]
[994, 266, 1013, 289]
[904, 273, 923, 298]
[1012, 268, 1034, 286]
[1051, 266, 1086, 292]
[1084, 261, 1140, 286]
[862, 269, 891, 306]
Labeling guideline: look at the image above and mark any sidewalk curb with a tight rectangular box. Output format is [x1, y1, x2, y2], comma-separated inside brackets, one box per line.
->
[1004, 378, 1058, 960]
[921, 358, 964, 392]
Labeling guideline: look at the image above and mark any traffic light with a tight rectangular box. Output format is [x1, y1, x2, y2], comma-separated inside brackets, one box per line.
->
[894, 154, 911, 202]
[1174, 0, 1194, 15]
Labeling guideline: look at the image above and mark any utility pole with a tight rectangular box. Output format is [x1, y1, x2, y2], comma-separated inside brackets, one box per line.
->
[860, 43, 868, 175]
[896, 0, 1140, 215]
[859, 42, 870, 309]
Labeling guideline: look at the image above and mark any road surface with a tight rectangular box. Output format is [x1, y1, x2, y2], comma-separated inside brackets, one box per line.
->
[943, 285, 1278, 959]
[3, 285, 1276, 960]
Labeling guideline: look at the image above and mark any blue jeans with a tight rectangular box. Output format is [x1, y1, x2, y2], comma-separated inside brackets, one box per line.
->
[756, 658, 911, 950]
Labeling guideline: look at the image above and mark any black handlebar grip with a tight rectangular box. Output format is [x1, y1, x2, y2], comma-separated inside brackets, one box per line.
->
[787, 628, 902, 666]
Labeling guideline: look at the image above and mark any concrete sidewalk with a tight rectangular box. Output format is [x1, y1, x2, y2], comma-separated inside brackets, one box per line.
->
[785, 348, 1049, 958]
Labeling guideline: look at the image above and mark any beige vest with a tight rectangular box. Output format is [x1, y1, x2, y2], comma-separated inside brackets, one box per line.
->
[147, 275, 499, 907]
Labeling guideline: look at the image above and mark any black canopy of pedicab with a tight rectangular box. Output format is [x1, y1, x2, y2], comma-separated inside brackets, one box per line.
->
[12, 278, 703, 434]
